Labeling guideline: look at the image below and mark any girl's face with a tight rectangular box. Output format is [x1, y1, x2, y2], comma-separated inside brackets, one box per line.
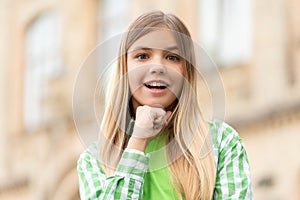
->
[127, 29, 184, 112]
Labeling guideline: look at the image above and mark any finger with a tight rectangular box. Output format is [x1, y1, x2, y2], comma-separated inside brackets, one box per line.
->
[149, 107, 166, 119]
[152, 107, 166, 114]
[165, 111, 172, 125]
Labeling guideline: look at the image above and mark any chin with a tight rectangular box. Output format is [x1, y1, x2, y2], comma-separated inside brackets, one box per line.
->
[145, 99, 178, 110]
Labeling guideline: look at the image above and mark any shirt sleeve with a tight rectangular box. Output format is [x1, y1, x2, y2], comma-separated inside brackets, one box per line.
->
[77, 144, 150, 200]
[212, 120, 253, 200]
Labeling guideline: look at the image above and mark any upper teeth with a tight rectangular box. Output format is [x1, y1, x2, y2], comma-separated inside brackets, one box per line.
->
[147, 82, 167, 87]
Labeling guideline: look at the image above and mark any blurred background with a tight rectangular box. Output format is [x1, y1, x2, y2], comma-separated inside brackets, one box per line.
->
[0, 0, 300, 199]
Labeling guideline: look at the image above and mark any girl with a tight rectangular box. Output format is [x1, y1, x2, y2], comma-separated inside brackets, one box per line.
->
[77, 11, 253, 200]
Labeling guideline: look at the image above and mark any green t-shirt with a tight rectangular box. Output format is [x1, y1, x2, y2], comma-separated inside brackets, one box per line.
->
[142, 133, 180, 199]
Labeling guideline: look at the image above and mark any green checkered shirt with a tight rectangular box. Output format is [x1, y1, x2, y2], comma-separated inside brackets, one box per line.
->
[77, 120, 253, 199]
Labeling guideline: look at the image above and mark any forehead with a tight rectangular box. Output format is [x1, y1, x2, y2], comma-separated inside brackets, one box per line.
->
[128, 29, 178, 51]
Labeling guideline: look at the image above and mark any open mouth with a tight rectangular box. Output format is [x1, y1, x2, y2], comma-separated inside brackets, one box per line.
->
[144, 81, 168, 89]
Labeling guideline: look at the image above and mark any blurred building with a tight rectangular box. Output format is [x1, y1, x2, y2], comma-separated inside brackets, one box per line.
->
[0, 0, 299, 199]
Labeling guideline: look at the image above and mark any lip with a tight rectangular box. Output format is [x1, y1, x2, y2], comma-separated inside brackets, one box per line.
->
[144, 79, 170, 87]
[143, 79, 169, 94]
[144, 86, 167, 94]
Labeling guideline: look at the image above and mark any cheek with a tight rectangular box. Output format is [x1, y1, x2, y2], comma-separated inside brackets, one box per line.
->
[127, 60, 138, 92]
[170, 62, 184, 78]
[127, 66, 147, 93]
[127, 73, 138, 94]
[126, 59, 134, 72]
[174, 78, 184, 97]
[169, 72, 184, 97]
[177, 63, 185, 75]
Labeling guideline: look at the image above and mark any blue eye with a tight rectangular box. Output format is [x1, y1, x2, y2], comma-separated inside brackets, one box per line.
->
[136, 54, 149, 60]
[166, 55, 180, 62]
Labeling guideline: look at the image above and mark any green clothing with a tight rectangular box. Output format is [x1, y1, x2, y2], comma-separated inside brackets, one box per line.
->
[142, 134, 179, 200]
[77, 120, 253, 199]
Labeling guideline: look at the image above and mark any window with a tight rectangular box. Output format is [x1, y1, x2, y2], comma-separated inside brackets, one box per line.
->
[98, 0, 130, 41]
[97, 0, 131, 86]
[199, 0, 252, 67]
[24, 12, 62, 130]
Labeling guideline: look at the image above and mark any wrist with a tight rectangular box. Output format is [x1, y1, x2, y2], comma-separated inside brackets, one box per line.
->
[127, 137, 149, 152]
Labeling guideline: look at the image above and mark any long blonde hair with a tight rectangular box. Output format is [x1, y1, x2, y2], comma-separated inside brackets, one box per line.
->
[99, 11, 216, 200]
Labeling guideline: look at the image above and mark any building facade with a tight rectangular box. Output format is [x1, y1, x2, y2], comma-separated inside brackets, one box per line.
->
[0, 0, 299, 199]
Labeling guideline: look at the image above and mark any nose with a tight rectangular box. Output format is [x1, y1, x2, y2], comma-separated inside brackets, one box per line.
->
[149, 64, 166, 74]
[149, 55, 166, 74]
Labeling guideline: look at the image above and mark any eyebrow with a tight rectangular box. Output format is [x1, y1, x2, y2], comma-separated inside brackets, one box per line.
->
[130, 46, 179, 52]
[165, 46, 179, 51]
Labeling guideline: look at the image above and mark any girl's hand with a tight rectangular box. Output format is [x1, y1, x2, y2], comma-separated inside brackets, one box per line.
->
[132, 105, 172, 141]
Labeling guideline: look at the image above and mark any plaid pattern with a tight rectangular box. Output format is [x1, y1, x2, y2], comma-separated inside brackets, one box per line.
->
[209, 120, 253, 199]
[77, 120, 253, 199]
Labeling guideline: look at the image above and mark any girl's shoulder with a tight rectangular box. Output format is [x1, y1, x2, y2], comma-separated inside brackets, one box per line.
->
[207, 119, 244, 163]
[207, 119, 253, 199]
[208, 119, 240, 142]
[77, 142, 102, 171]
[208, 119, 242, 145]
[81, 142, 99, 159]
